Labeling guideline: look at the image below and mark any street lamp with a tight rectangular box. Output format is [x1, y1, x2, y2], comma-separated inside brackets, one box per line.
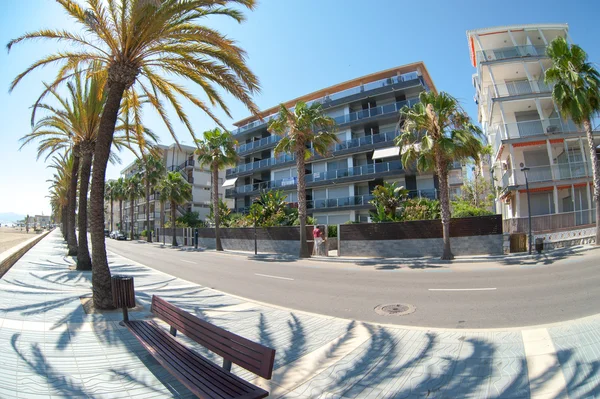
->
[520, 163, 533, 255]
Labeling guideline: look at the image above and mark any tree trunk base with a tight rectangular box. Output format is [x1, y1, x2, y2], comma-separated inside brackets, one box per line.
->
[76, 257, 92, 271]
[67, 246, 78, 257]
[440, 253, 455, 261]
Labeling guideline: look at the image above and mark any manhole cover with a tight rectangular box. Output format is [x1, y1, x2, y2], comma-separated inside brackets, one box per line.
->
[374, 303, 416, 316]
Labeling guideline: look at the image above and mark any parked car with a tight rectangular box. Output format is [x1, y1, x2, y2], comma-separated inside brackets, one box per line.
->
[104, 229, 110, 237]
[110, 230, 126, 240]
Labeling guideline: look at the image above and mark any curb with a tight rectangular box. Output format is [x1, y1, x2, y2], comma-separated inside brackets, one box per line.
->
[0, 229, 52, 278]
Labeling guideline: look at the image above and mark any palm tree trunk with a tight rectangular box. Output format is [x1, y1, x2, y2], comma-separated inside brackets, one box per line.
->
[76, 147, 93, 270]
[171, 202, 177, 247]
[89, 80, 129, 310]
[145, 173, 151, 242]
[110, 197, 113, 232]
[119, 200, 123, 231]
[436, 154, 454, 260]
[67, 149, 80, 256]
[296, 148, 310, 258]
[161, 201, 165, 244]
[130, 198, 135, 240]
[213, 162, 223, 251]
[62, 206, 67, 240]
[583, 119, 600, 245]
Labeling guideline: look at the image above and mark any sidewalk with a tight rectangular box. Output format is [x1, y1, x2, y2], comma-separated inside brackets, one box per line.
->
[0, 230, 598, 398]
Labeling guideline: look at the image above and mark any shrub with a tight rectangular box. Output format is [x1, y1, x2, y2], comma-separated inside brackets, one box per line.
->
[327, 225, 338, 238]
[451, 200, 494, 218]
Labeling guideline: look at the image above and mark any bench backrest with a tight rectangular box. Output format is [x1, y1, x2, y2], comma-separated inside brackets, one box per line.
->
[151, 295, 276, 379]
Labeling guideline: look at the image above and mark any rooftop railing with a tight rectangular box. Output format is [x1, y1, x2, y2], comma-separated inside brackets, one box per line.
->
[231, 72, 422, 135]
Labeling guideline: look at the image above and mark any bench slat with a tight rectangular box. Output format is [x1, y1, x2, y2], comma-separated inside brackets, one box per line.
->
[126, 320, 268, 399]
[131, 321, 248, 398]
[152, 296, 276, 379]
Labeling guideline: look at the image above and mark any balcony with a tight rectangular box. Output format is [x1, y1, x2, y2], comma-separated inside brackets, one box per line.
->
[308, 194, 374, 210]
[476, 45, 547, 64]
[226, 161, 403, 196]
[333, 98, 419, 126]
[492, 118, 579, 140]
[407, 189, 438, 200]
[227, 130, 401, 177]
[236, 135, 281, 155]
[504, 208, 596, 234]
[231, 72, 422, 136]
[500, 161, 593, 189]
[487, 79, 552, 101]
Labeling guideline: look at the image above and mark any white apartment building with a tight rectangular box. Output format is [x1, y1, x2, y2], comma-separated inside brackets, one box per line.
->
[467, 24, 599, 232]
[224, 63, 465, 224]
[119, 143, 232, 234]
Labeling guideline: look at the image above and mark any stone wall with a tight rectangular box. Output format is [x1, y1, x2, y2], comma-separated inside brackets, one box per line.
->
[1, 230, 51, 278]
[339, 216, 503, 258]
[534, 226, 596, 250]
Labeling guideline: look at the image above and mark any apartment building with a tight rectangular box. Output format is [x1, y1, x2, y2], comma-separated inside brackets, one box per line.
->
[223, 63, 464, 224]
[467, 24, 599, 231]
[119, 143, 231, 234]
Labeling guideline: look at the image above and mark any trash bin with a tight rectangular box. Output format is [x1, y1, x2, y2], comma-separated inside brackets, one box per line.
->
[111, 275, 135, 321]
[535, 238, 544, 254]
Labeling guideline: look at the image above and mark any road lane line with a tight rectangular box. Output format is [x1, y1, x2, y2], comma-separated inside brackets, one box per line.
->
[428, 287, 496, 291]
[255, 273, 294, 281]
[180, 259, 197, 264]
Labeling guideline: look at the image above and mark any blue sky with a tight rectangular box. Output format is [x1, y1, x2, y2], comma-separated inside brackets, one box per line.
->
[1, 0, 599, 215]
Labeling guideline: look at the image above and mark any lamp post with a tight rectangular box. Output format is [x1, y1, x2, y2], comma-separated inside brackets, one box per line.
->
[520, 163, 533, 255]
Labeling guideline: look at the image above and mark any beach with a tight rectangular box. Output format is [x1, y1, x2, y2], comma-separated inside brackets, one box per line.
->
[0, 226, 39, 254]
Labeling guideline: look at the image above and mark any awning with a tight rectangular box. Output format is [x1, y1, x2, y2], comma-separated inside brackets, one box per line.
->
[372, 147, 400, 160]
[222, 177, 238, 188]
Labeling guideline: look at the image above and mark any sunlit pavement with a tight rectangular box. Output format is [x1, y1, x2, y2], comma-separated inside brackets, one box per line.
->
[0, 229, 598, 398]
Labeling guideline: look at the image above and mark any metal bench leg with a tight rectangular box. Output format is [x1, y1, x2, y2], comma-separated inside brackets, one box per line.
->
[223, 359, 232, 372]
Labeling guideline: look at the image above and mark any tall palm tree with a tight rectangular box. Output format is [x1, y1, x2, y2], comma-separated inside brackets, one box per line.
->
[195, 128, 238, 251]
[268, 101, 339, 258]
[124, 175, 144, 240]
[157, 172, 192, 247]
[9, 0, 260, 309]
[545, 36, 600, 245]
[105, 180, 118, 232]
[21, 67, 152, 270]
[47, 153, 73, 241]
[135, 153, 165, 242]
[114, 177, 127, 232]
[397, 91, 483, 260]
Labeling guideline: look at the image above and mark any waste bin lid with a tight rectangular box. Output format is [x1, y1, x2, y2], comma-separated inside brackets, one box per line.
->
[112, 275, 133, 280]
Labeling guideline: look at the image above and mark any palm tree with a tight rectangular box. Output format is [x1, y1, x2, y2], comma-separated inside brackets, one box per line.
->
[124, 175, 144, 240]
[195, 128, 238, 251]
[114, 177, 127, 232]
[369, 182, 409, 221]
[47, 153, 73, 240]
[157, 172, 192, 247]
[105, 180, 117, 232]
[135, 153, 165, 242]
[9, 0, 260, 309]
[268, 101, 339, 258]
[545, 36, 600, 245]
[397, 91, 484, 260]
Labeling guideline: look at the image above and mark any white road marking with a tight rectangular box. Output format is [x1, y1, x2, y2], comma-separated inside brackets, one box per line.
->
[428, 287, 497, 291]
[180, 259, 197, 264]
[255, 273, 294, 281]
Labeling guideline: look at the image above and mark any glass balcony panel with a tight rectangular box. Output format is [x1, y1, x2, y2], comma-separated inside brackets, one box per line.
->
[526, 166, 553, 183]
[517, 120, 544, 137]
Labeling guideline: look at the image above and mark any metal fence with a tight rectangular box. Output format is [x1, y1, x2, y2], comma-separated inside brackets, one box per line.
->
[503, 209, 596, 233]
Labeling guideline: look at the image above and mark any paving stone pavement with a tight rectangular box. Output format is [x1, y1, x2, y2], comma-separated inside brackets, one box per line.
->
[0, 230, 599, 398]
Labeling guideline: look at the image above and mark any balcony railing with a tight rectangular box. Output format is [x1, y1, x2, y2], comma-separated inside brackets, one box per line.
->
[308, 194, 374, 210]
[333, 98, 419, 125]
[503, 208, 596, 234]
[492, 118, 579, 140]
[500, 161, 593, 188]
[226, 161, 403, 195]
[476, 45, 547, 64]
[231, 72, 422, 136]
[227, 130, 401, 177]
[236, 135, 281, 154]
[487, 79, 553, 101]
[407, 189, 438, 200]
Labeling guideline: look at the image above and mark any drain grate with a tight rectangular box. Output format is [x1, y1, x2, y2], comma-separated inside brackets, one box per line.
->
[374, 303, 416, 316]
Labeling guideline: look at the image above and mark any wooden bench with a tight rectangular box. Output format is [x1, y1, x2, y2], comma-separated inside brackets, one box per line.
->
[124, 296, 276, 399]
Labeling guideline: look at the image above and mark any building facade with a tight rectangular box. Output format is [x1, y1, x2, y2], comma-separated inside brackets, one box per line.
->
[119, 143, 231, 235]
[467, 24, 599, 231]
[223, 63, 464, 224]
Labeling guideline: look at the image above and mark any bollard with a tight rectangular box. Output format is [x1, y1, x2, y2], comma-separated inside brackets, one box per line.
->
[194, 228, 199, 249]
[535, 237, 544, 254]
[111, 275, 135, 322]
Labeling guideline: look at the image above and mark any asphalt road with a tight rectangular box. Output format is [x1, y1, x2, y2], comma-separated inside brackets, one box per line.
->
[105, 239, 600, 329]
